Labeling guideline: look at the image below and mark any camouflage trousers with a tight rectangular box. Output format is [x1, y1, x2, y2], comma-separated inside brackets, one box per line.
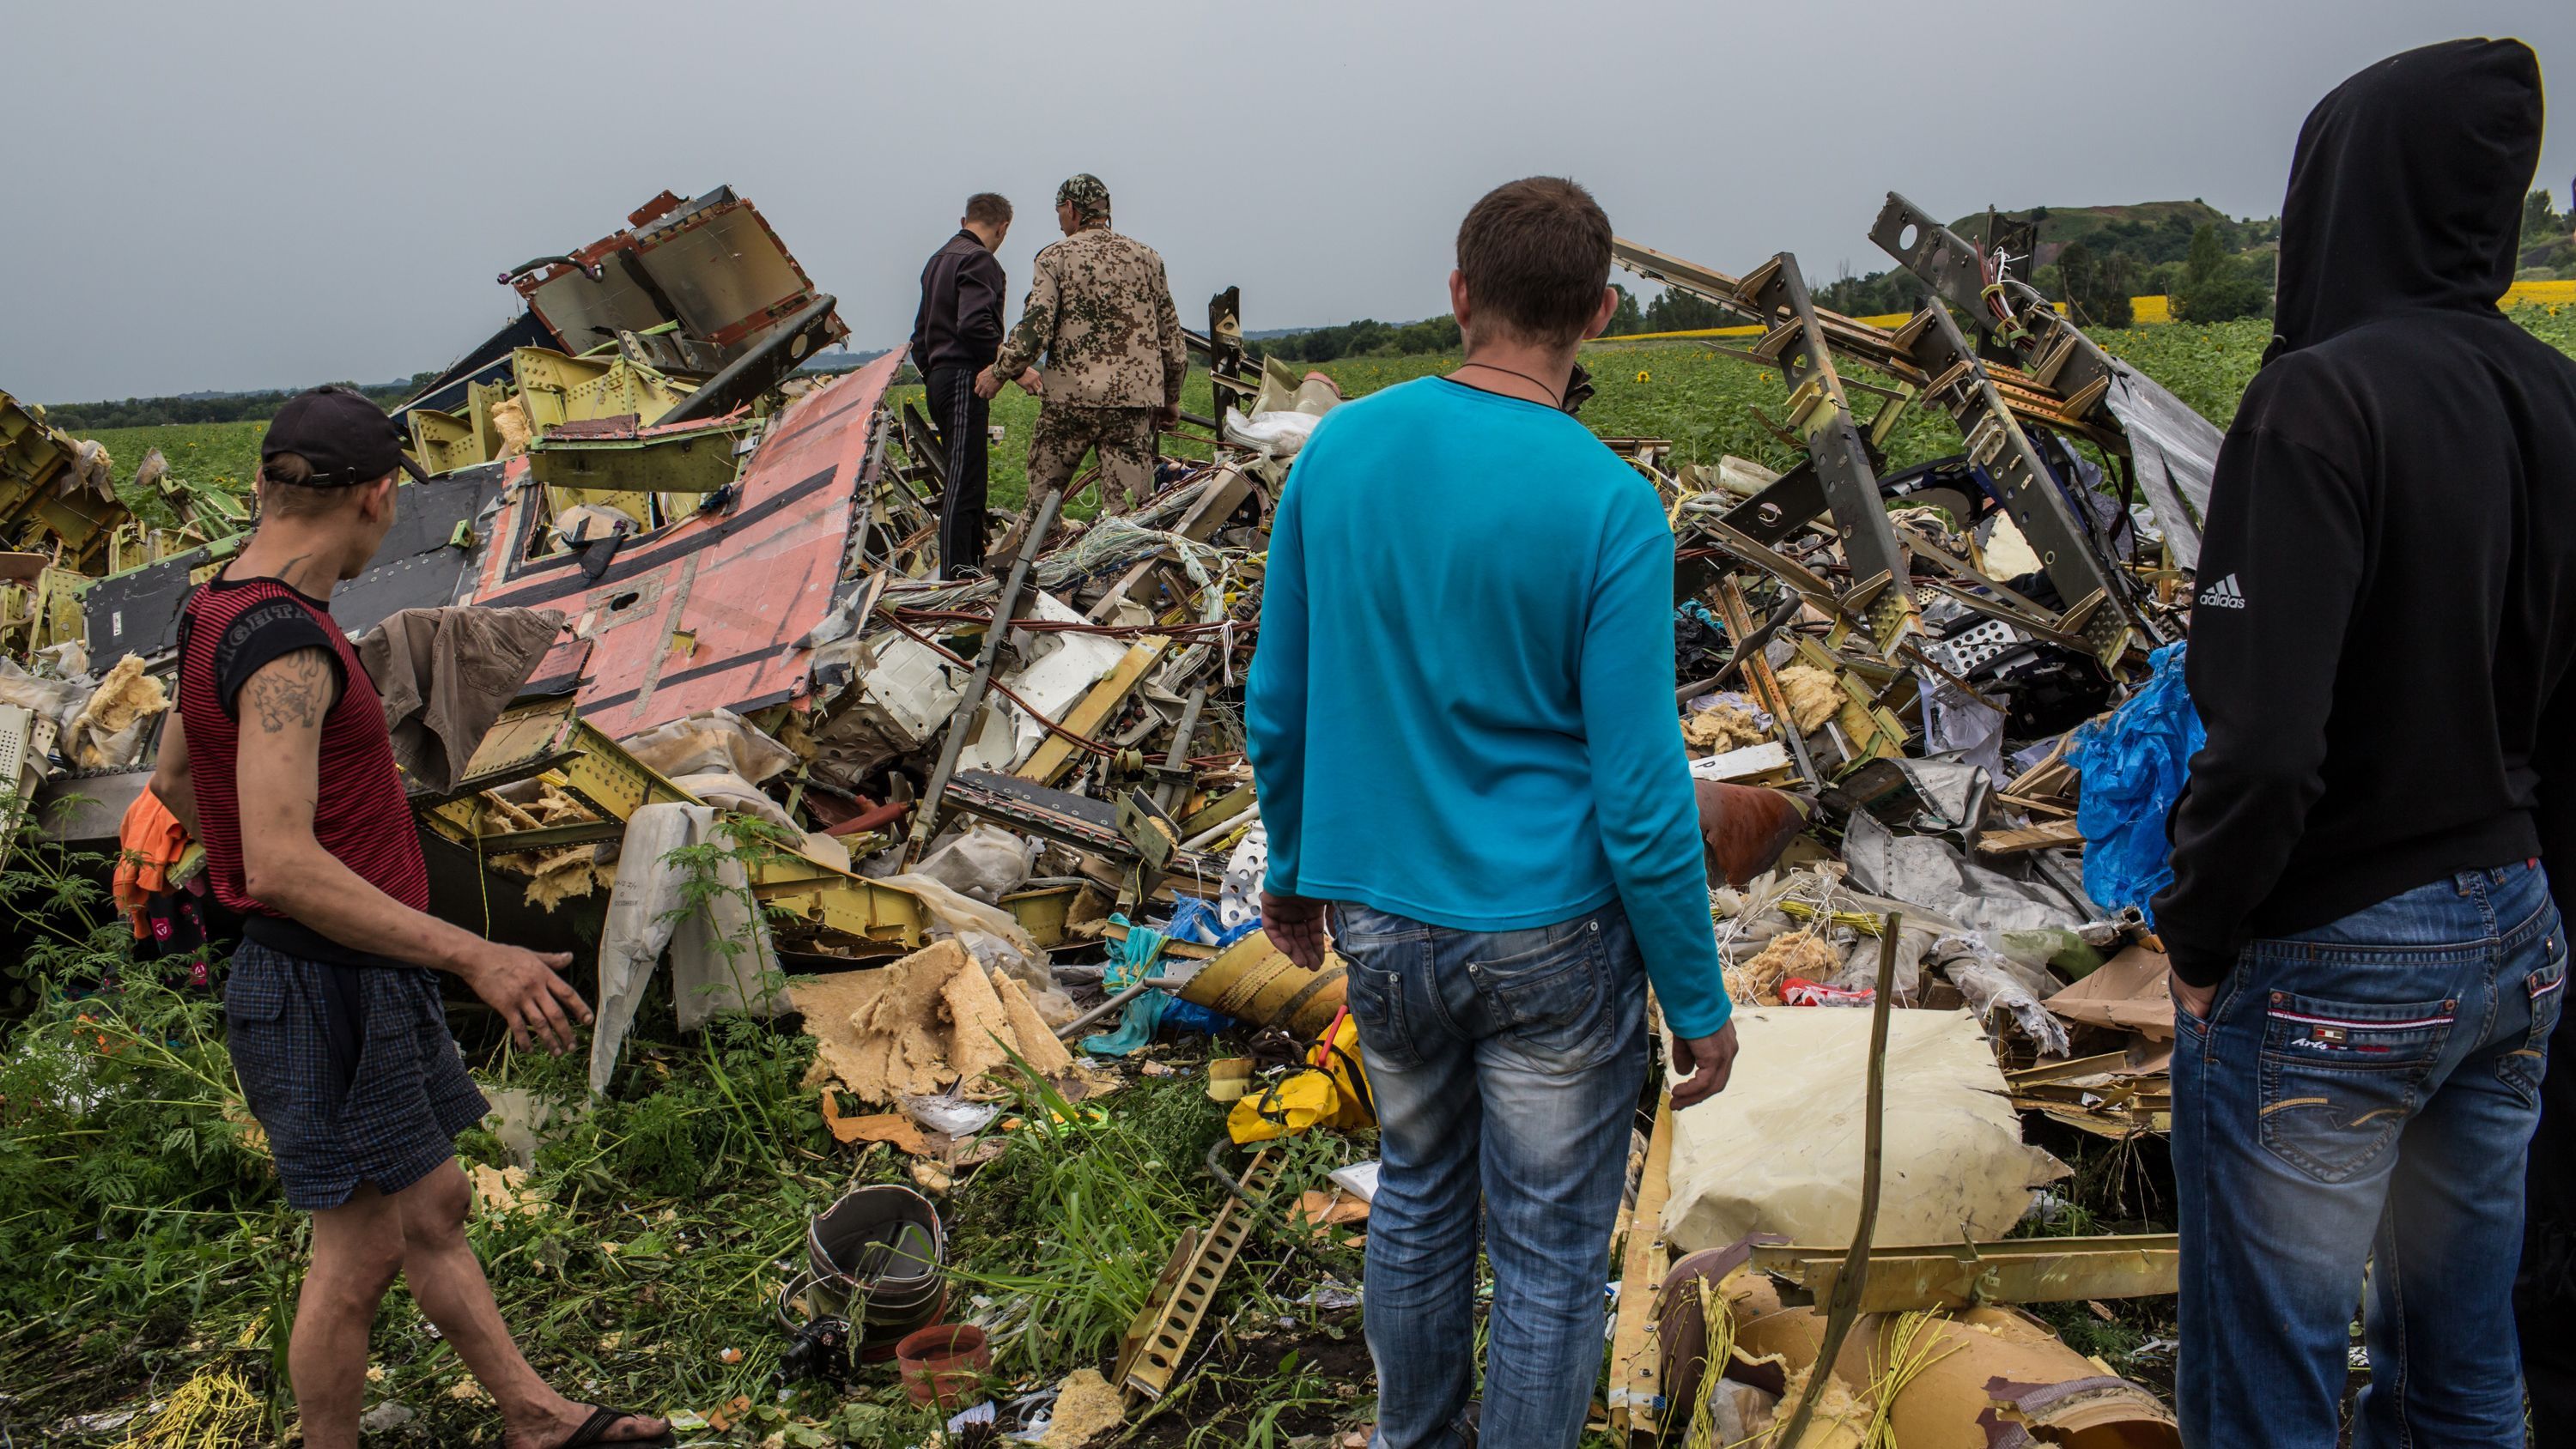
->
[1027, 404, 1157, 513]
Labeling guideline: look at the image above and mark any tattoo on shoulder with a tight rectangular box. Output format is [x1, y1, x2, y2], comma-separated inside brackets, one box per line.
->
[246, 649, 331, 733]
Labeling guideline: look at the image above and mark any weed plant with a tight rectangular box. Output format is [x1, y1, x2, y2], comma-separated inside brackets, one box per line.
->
[0, 794, 1377, 1445]
[0, 802, 941, 1444]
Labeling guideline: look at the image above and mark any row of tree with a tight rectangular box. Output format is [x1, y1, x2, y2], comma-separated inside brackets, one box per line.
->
[1246, 218, 2269, 356]
[73, 191, 2565, 416]
[1571, 203, 2293, 336]
[46, 373, 439, 432]
[2524, 188, 2576, 276]
[1250, 283, 1754, 358]
[1256, 313, 1465, 363]
[1623, 282, 1775, 334]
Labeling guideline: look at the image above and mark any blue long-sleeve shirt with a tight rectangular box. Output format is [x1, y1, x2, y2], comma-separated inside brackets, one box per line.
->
[1244, 376, 1730, 1037]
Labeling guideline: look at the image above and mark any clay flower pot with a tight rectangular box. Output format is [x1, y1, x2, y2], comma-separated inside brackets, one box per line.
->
[896, 1324, 990, 1408]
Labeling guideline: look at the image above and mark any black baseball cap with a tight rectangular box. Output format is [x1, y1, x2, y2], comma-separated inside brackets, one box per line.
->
[261, 385, 428, 487]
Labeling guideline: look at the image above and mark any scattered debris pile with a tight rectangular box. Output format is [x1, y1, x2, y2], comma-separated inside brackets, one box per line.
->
[1591, 197, 2212, 1443]
[1, 189, 2230, 1445]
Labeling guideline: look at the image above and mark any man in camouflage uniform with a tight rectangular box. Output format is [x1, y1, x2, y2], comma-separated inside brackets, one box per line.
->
[975, 174, 1187, 513]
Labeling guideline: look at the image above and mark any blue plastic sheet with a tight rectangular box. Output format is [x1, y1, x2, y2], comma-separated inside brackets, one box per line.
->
[1149, 900, 1249, 1030]
[1160, 997, 1234, 1036]
[1163, 895, 1259, 949]
[2068, 642, 2204, 925]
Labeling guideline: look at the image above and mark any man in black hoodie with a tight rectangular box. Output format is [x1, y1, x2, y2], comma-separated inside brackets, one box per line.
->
[909, 193, 1012, 579]
[2154, 38, 2576, 1449]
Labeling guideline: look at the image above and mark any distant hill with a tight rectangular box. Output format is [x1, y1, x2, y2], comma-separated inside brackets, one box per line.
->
[793, 347, 890, 375]
[1949, 200, 2234, 250]
[41, 375, 437, 431]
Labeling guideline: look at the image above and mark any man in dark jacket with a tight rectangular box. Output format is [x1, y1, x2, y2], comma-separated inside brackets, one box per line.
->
[908, 193, 1012, 579]
[2154, 38, 2576, 1449]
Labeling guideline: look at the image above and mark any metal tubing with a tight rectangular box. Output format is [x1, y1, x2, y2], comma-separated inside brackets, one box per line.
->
[1178, 802, 1258, 854]
[1154, 686, 1207, 814]
[908, 486, 1066, 858]
[1054, 976, 1174, 1040]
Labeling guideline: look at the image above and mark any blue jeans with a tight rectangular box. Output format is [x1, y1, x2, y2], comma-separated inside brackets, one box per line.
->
[2174, 863, 2566, 1448]
[1334, 898, 1649, 1449]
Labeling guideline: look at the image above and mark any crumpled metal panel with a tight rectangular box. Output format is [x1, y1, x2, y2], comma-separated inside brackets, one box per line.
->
[0, 388, 124, 570]
[2100, 365, 2219, 571]
[458, 351, 898, 736]
[516, 187, 845, 362]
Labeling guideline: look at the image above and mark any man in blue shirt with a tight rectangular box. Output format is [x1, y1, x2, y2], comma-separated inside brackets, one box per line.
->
[1247, 176, 1736, 1448]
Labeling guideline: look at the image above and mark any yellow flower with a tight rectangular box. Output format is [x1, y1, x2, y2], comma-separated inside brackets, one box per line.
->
[1635, 370, 1650, 384]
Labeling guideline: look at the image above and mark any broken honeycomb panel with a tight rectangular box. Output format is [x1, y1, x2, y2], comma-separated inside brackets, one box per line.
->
[522, 415, 758, 555]
[0, 389, 128, 573]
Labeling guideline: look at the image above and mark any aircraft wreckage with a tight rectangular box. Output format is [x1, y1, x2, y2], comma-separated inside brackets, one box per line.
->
[0, 183, 2237, 1438]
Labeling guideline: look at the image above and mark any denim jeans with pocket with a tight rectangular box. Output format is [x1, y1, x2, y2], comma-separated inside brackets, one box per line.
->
[2173, 862, 2566, 1448]
[1334, 898, 1649, 1449]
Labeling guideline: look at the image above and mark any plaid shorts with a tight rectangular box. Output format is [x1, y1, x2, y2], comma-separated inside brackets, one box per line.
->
[224, 940, 489, 1210]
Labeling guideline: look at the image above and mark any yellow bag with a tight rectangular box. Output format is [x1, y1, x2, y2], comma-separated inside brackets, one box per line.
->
[1226, 1009, 1376, 1144]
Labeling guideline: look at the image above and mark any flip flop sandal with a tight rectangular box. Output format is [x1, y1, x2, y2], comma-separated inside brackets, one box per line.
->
[547, 1404, 676, 1449]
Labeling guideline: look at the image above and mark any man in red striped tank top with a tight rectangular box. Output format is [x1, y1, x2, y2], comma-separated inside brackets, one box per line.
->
[149, 388, 668, 1449]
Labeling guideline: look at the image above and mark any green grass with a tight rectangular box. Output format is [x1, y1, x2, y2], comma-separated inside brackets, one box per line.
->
[78, 420, 266, 494]
[71, 419, 266, 530]
[1297, 347, 1969, 480]
[884, 367, 1228, 517]
[1286, 302, 2576, 480]
[2089, 318, 2273, 429]
[0, 819, 971, 1446]
[75, 302, 2576, 534]
[0, 805, 1366, 1447]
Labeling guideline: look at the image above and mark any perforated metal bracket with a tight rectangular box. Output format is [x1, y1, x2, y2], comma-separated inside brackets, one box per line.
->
[1869, 193, 2116, 423]
[1887, 297, 2143, 670]
[1735, 252, 1921, 658]
[1119, 1147, 1282, 1400]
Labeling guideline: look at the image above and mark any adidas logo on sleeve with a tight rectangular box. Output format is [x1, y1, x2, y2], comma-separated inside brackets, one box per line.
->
[2197, 573, 2247, 609]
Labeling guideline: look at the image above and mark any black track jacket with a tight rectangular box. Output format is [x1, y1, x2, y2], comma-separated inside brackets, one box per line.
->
[909, 230, 1005, 375]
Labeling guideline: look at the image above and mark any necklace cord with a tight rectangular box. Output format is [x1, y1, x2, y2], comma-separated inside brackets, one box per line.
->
[1449, 361, 1564, 408]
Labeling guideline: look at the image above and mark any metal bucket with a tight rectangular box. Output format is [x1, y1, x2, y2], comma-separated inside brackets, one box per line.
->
[793, 1184, 946, 1349]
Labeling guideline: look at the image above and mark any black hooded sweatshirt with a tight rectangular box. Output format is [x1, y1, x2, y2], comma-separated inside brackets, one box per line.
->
[2155, 38, 2576, 987]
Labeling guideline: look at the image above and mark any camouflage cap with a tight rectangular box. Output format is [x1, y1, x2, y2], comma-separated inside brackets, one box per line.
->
[1056, 173, 1111, 222]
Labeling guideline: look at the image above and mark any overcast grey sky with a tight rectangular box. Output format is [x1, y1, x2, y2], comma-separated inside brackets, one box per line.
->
[4, 0, 2569, 403]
